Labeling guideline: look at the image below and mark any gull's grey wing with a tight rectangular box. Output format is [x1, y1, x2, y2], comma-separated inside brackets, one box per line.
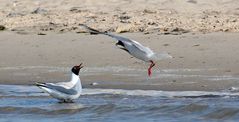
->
[131, 40, 154, 55]
[38, 83, 78, 95]
[106, 33, 133, 43]
[79, 24, 105, 34]
[80, 24, 154, 55]
[107, 33, 154, 54]
[79, 24, 133, 43]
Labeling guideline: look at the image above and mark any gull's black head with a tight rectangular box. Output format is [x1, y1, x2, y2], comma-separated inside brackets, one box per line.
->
[116, 41, 125, 47]
[71, 63, 84, 75]
[116, 41, 129, 53]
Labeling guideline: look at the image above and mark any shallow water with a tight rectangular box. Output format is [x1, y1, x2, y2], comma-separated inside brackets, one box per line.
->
[0, 85, 239, 122]
[2, 66, 239, 91]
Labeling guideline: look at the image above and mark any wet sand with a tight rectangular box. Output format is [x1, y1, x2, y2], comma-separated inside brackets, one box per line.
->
[0, 31, 239, 91]
[0, 0, 239, 91]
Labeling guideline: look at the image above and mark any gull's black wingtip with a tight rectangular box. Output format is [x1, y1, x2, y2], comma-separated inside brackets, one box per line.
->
[35, 82, 47, 87]
[78, 24, 105, 35]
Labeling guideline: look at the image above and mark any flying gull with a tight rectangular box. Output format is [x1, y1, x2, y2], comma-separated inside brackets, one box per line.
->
[80, 24, 172, 76]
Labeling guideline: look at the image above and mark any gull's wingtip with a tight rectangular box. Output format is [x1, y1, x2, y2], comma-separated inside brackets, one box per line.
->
[35, 82, 47, 87]
[78, 24, 104, 34]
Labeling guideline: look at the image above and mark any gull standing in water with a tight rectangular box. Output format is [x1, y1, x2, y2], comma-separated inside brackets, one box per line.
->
[80, 24, 172, 76]
[36, 63, 84, 103]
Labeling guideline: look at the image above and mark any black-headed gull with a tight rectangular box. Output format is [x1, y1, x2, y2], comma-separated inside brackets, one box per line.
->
[80, 24, 172, 76]
[36, 63, 84, 103]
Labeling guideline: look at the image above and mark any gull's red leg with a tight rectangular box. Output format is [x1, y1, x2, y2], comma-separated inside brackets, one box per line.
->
[148, 60, 155, 76]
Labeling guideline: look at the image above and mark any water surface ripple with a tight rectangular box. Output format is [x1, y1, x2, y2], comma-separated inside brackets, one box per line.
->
[0, 85, 239, 122]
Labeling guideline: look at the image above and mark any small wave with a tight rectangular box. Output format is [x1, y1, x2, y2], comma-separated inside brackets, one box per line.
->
[1, 85, 239, 98]
[83, 89, 239, 98]
[0, 106, 48, 114]
[0, 105, 87, 115]
[203, 108, 239, 120]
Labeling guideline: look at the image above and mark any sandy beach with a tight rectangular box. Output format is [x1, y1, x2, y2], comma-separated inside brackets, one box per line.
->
[1, 0, 239, 34]
[0, 0, 239, 91]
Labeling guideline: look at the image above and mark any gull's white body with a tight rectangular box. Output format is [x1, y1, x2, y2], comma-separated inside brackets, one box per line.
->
[106, 33, 171, 62]
[37, 73, 82, 102]
[104, 33, 172, 76]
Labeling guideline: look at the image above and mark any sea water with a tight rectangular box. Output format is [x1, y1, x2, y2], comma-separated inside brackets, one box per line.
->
[0, 85, 239, 122]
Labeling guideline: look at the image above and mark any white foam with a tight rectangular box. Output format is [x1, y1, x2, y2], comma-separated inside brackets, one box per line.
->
[82, 88, 239, 98]
[1, 85, 239, 98]
[207, 76, 239, 81]
[161, 68, 218, 73]
[0, 66, 68, 72]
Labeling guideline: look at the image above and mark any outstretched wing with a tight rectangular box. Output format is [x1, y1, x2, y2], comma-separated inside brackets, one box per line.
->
[80, 24, 155, 55]
[105, 33, 155, 55]
[130, 40, 154, 55]
[79, 24, 105, 34]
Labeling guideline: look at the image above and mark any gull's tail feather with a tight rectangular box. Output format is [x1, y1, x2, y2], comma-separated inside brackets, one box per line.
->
[153, 52, 172, 61]
[79, 24, 106, 35]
